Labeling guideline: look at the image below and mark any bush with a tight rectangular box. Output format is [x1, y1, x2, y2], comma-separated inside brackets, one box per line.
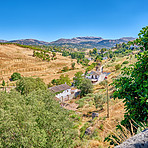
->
[11, 72, 21, 81]
[111, 57, 116, 62]
[0, 90, 77, 147]
[115, 64, 121, 70]
[122, 61, 129, 64]
[16, 77, 47, 95]
[62, 66, 69, 72]
[79, 79, 93, 96]
[94, 94, 106, 110]
[112, 26, 148, 127]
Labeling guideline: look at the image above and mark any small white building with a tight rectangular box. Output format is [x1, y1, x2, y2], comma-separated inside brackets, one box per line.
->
[49, 84, 80, 102]
[85, 71, 101, 83]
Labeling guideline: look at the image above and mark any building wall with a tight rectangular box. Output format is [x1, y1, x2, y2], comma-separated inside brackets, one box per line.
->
[55, 89, 80, 102]
[86, 75, 99, 79]
[56, 89, 71, 102]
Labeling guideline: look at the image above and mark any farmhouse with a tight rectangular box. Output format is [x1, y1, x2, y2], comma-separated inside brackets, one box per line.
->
[85, 71, 101, 83]
[49, 84, 80, 102]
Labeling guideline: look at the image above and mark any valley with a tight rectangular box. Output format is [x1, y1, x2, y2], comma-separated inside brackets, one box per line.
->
[0, 44, 85, 84]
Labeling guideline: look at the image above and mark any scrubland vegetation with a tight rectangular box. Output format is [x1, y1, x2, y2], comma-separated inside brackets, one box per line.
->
[0, 26, 147, 147]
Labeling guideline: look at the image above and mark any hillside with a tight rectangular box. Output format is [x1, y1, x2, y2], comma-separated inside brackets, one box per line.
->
[0, 37, 135, 49]
[0, 44, 85, 84]
[49, 37, 135, 49]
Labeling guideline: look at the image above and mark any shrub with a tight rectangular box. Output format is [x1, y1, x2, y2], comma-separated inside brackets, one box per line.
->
[79, 79, 93, 96]
[122, 61, 129, 64]
[115, 64, 121, 70]
[0, 90, 77, 147]
[111, 57, 116, 62]
[62, 66, 69, 72]
[94, 94, 106, 110]
[112, 26, 148, 127]
[16, 77, 47, 95]
[11, 72, 21, 81]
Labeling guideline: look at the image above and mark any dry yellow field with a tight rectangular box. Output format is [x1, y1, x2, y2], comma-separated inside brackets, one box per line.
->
[0, 44, 85, 84]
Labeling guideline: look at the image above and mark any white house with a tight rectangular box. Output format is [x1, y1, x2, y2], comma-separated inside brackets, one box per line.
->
[85, 71, 101, 83]
[85, 65, 104, 83]
[49, 84, 80, 102]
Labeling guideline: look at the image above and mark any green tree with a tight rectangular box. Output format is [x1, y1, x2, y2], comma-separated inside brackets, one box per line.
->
[71, 62, 75, 69]
[112, 26, 148, 127]
[115, 64, 121, 70]
[73, 71, 83, 88]
[16, 77, 47, 95]
[100, 48, 107, 54]
[2, 80, 5, 87]
[11, 72, 21, 81]
[0, 90, 77, 147]
[52, 52, 56, 57]
[92, 48, 97, 54]
[57, 74, 71, 86]
[51, 79, 57, 85]
[2, 80, 5, 91]
[79, 78, 93, 96]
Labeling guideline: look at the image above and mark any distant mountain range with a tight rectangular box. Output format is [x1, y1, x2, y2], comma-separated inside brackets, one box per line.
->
[0, 37, 136, 49]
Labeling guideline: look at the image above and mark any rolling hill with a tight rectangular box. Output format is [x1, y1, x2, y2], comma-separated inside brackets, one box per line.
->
[1, 36, 135, 49]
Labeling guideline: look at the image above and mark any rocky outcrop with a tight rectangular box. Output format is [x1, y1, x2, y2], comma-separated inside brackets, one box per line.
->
[115, 129, 148, 148]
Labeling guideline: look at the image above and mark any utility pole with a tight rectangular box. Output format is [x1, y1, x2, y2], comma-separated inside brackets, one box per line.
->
[105, 76, 109, 118]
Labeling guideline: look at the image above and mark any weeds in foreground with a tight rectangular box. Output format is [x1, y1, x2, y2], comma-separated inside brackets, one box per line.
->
[104, 119, 147, 146]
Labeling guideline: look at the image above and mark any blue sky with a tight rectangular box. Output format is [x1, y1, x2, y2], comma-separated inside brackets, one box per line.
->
[0, 0, 148, 42]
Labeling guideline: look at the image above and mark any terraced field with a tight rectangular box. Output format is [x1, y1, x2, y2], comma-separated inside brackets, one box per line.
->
[0, 44, 85, 84]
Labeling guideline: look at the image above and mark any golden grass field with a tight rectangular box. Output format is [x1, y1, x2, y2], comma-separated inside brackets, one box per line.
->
[0, 44, 85, 84]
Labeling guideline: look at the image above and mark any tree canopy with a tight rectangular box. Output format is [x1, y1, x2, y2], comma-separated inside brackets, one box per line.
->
[0, 90, 77, 147]
[79, 78, 93, 96]
[11, 72, 21, 81]
[112, 26, 148, 126]
[16, 77, 47, 95]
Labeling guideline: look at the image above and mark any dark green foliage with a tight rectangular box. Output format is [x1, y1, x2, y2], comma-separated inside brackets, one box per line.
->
[115, 64, 121, 70]
[112, 26, 148, 127]
[86, 63, 97, 71]
[73, 71, 84, 88]
[51, 79, 57, 85]
[52, 52, 56, 57]
[70, 52, 85, 59]
[71, 62, 75, 69]
[33, 51, 51, 62]
[95, 55, 102, 62]
[62, 51, 70, 56]
[11, 72, 21, 81]
[89, 48, 98, 56]
[0, 90, 77, 147]
[79, 79, 93, 96]
[51, 74, 71, 86]
[111, 57, 116, 62]
[122, 61, 129, 64]
[100, 48, 107, 54]
[16, 77, 47, 95]
[2, 80, 5, 87]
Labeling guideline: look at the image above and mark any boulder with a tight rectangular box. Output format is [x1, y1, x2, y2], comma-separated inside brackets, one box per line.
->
[85, 127, 92, 135]
[92, 112, 99, 119]
[115, 128, 148, 148]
